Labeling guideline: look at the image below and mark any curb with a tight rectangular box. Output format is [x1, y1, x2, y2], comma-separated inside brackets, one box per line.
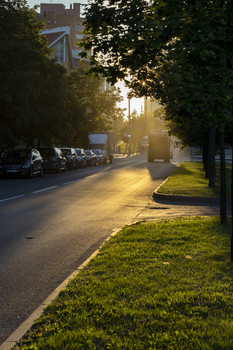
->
[153, 190, 231, 206]
[153, 191, 221, 204]
[0, 226, 124, 350]
[153, 176, 231, 205]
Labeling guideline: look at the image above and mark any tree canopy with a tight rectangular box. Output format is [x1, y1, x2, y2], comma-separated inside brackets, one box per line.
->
[81, 0, 233, 146]
[0, 0, 51, 149]
[0, 0, 124, 151]
[60, 65, 124, 148]
[81, 0, 233, 226]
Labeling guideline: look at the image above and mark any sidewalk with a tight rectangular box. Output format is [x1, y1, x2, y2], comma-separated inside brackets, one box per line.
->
[136, 194, 230, 222]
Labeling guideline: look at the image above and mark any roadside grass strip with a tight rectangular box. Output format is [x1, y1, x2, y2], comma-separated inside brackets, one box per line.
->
[15, 217, 233, 350]
[157, 161, 231, 197]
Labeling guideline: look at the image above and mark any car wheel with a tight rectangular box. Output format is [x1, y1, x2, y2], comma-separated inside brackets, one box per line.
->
[28, 167, 34, 179]
[57, 163, 62, 173]
[38, 166, 43, 177]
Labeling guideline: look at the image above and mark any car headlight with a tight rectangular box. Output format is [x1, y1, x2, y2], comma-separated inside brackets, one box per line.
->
[22, 161, 32, 169]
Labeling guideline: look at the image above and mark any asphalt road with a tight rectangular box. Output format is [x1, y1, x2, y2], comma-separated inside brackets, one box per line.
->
[0, 154, 183, 345]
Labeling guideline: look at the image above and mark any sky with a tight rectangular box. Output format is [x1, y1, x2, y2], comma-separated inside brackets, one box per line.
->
[116, 81, 144, 118]
[26, 0, 144, 117]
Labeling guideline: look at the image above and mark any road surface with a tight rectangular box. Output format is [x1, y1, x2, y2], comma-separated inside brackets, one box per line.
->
[1, 151, 225, 347]
[0, 154, 182, 345]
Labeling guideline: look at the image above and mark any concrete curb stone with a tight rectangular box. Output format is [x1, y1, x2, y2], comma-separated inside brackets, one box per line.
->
[153, 191, 221, 204]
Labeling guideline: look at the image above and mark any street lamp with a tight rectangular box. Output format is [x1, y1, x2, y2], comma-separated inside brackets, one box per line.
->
[128, 97, 131, 154]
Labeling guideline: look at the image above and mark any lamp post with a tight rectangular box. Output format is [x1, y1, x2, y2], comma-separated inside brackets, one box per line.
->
[128, 97, 131, 154]
[144, 97, 147, 135]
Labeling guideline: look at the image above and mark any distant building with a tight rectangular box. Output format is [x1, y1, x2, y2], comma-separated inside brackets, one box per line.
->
[38, 3, 112, 90]
[38, 3, 85, 51]
[41, 26, 73, 72]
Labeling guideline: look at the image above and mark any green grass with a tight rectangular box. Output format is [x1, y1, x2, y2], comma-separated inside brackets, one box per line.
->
[16, 217, 233, 350]
[157, 161, 232, 197]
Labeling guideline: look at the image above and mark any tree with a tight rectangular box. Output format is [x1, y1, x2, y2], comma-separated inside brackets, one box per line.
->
[81, 0, 233, 224]
[25, 59, 70, 148]
[0, 0, 51, 150]
[66, 65, 124, 148]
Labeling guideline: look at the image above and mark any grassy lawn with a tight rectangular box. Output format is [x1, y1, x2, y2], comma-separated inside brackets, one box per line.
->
[157, 161, 232, 197]
[16, 217, 233, 350]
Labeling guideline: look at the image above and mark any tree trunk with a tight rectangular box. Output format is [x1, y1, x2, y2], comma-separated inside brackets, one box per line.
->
[202, 142, 208, 176]
[208, 125, 216, 187]
[231, 143, 233, 261]
[219, 130, 227, 224]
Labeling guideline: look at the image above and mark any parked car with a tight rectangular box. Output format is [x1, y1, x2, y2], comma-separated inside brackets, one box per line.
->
[92, 149, 104, 165]
[38, 147, 66, 173]
[101, 150, 108, 164]
[75, 148, 87, 167]
[61, 148, 78, 170]
[84, 150, 97, 166]
[0, 148, 43, 178]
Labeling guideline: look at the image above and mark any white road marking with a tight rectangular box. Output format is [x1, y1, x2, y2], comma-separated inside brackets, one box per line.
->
[63, 179, 81, 185]
[32, 186, 58, 194]
[0, 195, 25, 203]
[1, 173, 93, 204]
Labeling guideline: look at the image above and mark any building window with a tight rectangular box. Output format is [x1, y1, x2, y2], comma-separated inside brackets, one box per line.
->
[54, 38, 66, 63]
[76, 24, 84, 33]
[75, 34, 83, 40]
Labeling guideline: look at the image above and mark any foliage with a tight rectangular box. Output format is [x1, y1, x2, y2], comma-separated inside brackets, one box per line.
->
[66, 65, 125, 148]
[15, 217, 233, 349]
[0, 0, 51, 150]
[81, 0, 233, 148]
[0, 1, 124, 151]
[23, 59, 69, 148]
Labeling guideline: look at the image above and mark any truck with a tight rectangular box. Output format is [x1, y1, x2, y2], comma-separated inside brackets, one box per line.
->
[147, 130, 171, 163]
[88, 131, 114, 164]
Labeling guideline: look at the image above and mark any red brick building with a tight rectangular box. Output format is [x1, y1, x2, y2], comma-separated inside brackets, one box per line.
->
[38, 3, 85, 51]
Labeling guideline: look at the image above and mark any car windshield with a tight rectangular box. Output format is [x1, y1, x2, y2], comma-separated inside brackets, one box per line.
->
[93, 150, 101, 155]
[85, 150, 91, 155]
[5, 149, 31, 162]
[75, 149, 81, 155]
[39, 148, 55, 157]
[62, 149, 71, 155]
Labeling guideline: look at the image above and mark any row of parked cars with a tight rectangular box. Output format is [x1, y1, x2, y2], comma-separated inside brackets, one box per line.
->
[0, 147, 106, 178]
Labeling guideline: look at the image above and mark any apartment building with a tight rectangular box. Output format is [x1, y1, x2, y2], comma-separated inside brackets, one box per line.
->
[38, 3, 85, 51]
[41, 26, 73, 72]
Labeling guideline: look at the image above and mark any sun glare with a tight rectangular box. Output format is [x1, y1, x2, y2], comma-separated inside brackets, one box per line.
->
[116, 80, 144, 118]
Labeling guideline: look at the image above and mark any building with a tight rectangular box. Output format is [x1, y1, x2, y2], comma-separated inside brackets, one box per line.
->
[41, 26, 73, 72]
[38, 3, 85, 51]
[38, 3, 112, 87]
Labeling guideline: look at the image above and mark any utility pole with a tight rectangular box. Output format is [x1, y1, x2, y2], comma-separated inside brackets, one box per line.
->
[128, 97, 131, 155]
[144, 97, 147, 135]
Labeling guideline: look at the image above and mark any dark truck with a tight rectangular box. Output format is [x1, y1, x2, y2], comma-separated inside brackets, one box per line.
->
[147, 130, 171, 163]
